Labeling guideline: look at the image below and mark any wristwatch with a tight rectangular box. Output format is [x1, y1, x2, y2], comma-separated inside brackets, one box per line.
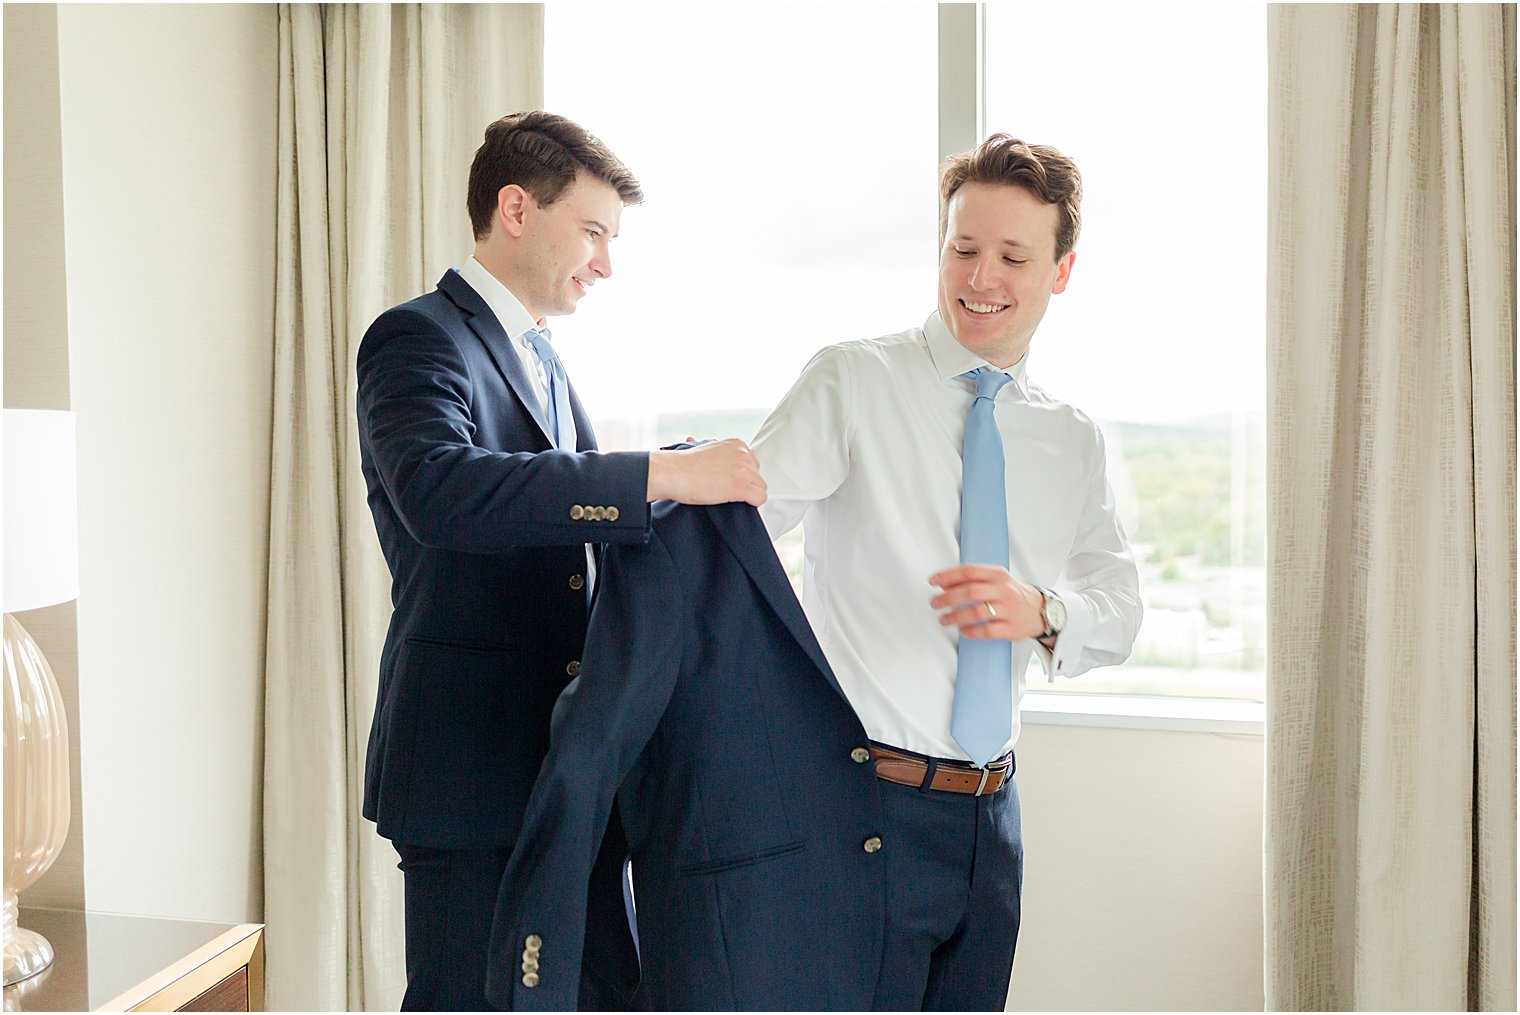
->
[1036, 587, 1066, 640]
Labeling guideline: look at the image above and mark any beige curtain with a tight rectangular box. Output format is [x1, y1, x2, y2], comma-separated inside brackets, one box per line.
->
[265, 5, 543, 1009]
[1266, 4, 1516, 1011]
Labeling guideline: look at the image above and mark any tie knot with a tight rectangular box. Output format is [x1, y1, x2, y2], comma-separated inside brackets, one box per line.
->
[968, 367, 1011, 402]
[525, 327, 558, 365]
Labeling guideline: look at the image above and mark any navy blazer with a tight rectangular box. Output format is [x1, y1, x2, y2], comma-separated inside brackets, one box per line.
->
[356, 268, 651, 849]
[485, 502, 889, 1011]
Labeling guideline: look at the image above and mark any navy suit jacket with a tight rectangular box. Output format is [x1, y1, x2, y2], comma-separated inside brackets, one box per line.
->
[357, 268, 651, 849]
[485, 502, 889, 1011]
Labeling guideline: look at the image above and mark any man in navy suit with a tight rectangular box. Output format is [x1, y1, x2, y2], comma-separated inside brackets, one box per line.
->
[356, 111, 766, 1012]
[485, 501, 891, 1011]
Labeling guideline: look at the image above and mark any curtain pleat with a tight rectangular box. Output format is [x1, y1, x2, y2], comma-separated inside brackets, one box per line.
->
[265, 5, 544, 1008]
[1453, 7, 1519, 1009]
[1266, 4, 1515, 1011]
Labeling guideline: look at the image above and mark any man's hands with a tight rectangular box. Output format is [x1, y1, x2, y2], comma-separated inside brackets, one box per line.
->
[647, 439, 767, 506]
[929, 564, 1048, 642]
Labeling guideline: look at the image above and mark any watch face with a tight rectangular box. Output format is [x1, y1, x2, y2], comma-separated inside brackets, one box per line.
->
[1046, 592, 1067, 631]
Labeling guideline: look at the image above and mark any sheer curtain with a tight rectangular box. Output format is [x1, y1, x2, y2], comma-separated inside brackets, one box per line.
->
[264, 5, 543, 1008]
[1266, 4, 1515, 1010]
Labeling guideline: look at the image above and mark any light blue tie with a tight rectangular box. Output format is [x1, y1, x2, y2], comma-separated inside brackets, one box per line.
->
[950, 367, 1014, 766]
[528, 326, 594, 608]
[526, 327, 575, 451]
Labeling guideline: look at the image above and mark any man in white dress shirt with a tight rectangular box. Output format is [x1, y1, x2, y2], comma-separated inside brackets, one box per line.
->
[753, 134, 1142, 1010]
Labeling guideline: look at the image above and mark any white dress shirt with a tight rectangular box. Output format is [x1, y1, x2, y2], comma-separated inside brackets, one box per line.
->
[456, 256, 594, 586]
[753, 312, 1142, 761]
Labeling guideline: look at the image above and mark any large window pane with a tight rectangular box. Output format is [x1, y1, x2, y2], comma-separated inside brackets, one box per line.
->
[546, 2, 938, 442]
[985, 2, 1267, 699]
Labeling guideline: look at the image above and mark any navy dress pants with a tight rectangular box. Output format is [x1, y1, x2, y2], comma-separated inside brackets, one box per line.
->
[870, 762, 1024, 1011]
[394, 842, 511, 1012]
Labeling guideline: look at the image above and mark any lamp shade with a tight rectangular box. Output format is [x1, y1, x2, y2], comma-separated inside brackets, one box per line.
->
[4, 409, 79, 613]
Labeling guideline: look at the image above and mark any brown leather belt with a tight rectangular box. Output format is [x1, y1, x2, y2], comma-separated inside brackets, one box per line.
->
[870, 745, 1014, 797]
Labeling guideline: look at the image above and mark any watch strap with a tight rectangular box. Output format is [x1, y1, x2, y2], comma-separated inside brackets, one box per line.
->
[1036, 587, 1062, 640]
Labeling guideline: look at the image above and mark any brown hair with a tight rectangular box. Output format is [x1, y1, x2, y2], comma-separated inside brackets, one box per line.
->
[939, 134, 1082, 260]
[467, 111, 644, 241]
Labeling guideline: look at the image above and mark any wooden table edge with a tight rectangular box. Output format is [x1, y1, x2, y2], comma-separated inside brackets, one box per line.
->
[89, 923, 264, 1012]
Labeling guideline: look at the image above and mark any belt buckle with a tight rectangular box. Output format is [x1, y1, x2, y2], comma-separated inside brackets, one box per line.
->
[973, 753, 1011, 796]
[974, 765, 993, 797]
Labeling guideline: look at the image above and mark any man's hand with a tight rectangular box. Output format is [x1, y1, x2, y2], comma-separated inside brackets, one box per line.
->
[647, 439, 767, 506]
[928, 564, 1047, 641]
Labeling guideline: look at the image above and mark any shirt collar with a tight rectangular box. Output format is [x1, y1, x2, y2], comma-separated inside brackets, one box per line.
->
[922, 311, 1030, 398]
[457, 256, 543, 344]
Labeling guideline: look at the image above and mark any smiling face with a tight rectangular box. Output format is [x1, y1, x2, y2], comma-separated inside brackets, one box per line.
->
[511, 172, 624, 322]
[937, 182, 1075, 368]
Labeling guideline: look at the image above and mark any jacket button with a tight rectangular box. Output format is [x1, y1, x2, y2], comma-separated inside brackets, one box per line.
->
[523, 972, 540, 988]
[522, 958, 538, 973]
[570, 505, 585, 520]
[592, 506, 607, 521]
[607, 506, 620, 522]
[566, 660, 581, 677]
[525, 934, 542, 951]
[863, 836, 882, 854]
[850, 747, 871, 764]
[569, 574, 584, 591]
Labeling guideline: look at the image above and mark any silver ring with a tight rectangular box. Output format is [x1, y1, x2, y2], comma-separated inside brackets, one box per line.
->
[985, 601, 997, 620]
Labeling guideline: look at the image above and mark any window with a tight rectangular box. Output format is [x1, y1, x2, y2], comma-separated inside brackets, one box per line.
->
[546, 3, 1265, 705]
[982, 3, 1267, 701]
[545, 2, 937, 437]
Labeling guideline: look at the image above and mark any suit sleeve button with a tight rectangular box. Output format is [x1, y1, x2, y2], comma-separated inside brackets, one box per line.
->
[850, 747, 871, 764]
[570, 505, 585, 520]
[523, 972, 541, 988]
[593, 506, 608, 521]
[566, 660, 581, 677]
[522, 958, 539, 973]
[863, 836, 882, 853]
[525, 934, 542, 950]
[569, 574, 585, 591]
[607, 506, 620, 521]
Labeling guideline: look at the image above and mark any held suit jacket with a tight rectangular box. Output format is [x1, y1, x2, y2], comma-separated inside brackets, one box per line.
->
[486, 501, 891, 1011]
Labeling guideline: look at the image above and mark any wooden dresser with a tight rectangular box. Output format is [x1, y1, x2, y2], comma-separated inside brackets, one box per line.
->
[3, 908, 263, 1011]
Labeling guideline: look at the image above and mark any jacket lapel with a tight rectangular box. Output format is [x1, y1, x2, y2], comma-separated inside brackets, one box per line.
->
[707, 504, 850, 705]
[437, 269, 556, 448]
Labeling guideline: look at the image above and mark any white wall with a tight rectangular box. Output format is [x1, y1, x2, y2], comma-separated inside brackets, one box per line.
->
[4, 2, 278, 923]
[1007, 723, 1265, 1011]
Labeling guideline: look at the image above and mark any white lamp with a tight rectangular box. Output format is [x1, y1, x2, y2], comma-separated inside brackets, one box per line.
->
[2, 409, 79, 986]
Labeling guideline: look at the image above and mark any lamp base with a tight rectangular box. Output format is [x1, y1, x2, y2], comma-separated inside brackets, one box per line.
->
[2, 892, 54, 987]
[2, 611, 71, 990]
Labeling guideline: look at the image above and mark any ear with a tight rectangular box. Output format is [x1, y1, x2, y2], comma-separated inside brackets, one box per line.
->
[1050, 251, 1076, 295]
[496, 184, 531, 239]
